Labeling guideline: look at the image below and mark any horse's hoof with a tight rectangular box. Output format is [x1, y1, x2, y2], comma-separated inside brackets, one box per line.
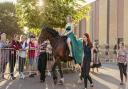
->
[58, 78, 64, 85]
[58, 80, 63, 85]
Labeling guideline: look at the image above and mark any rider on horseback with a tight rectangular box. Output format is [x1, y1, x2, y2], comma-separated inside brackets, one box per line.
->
[64, 15, 83, 64]
[64, 15, 74, 57]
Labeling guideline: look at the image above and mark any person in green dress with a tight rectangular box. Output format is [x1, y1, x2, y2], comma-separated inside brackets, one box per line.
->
[64, 15, 74, 56]
[64, 15, 83, 64]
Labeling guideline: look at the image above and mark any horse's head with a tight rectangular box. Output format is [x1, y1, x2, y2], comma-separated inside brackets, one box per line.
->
[38, 25, 60, 44]
[38, 25, 48, 44]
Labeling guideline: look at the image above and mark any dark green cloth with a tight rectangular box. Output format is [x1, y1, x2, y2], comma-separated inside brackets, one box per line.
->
[66, 25, 83, 64]
[83, 44, 91, 62]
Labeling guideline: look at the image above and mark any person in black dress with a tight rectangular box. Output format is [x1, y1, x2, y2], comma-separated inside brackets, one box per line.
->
[81, 33, 94, 89]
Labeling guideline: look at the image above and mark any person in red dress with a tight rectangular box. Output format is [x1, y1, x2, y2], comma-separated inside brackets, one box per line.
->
[28, 35, 36, 77]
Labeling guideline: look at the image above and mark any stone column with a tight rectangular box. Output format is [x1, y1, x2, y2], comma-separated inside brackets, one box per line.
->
[109, 0, 117, 46]
[79, 18, 86, 38]
[93, 1, 99, 42]
[98, 0, 107, 45]
[86, 16, 91, 38]
[123, 0, 128, 45]
[117, 0, 124, 44]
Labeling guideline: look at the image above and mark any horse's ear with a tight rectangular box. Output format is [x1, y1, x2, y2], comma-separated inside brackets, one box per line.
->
[41, 25, 46, 31]
[41, 24, 50, 31]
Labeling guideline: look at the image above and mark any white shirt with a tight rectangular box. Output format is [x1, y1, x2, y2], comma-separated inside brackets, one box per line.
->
[19, 41, 27, 58]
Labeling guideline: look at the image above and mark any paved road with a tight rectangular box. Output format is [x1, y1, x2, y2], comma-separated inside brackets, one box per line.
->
[0, 63, 128, 89]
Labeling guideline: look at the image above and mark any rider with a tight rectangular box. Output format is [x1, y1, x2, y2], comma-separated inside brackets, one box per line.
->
[64, 15, 74, 57]
[64, 15, 83, 64]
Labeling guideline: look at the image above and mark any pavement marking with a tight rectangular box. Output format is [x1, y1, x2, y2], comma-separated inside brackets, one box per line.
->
[0, 80, 8, 87]
[92, 74, 118, 89]
[6, 81, 13, 89]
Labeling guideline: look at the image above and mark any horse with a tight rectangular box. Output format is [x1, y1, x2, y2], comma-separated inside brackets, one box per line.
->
[38, 25, 73, 84]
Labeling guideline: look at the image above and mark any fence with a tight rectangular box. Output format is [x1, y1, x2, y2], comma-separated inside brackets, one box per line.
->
[0, 48, 128, 81]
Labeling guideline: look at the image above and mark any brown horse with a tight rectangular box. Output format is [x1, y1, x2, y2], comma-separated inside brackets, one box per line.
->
[38, 25, 73, 84]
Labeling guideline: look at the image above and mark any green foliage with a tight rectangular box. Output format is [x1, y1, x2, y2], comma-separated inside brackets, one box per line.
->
[73, 5, 91, 22]
[16, 0, 42, 28]
[29, 28, 40, 37]
[0, 2, 22, 37]
[16, 0, 91, 30]
[41, 0, 76, 28]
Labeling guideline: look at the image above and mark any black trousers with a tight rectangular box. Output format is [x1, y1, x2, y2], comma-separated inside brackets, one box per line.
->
[38, 52, 47, 81]
[1, 62, 7, 75]
[9, 51, 16, 77]
[82, 60, 93, 88]
[118, 63, 127, 82]
[19, 57, 26, 73]
[52, 60, 63, 80]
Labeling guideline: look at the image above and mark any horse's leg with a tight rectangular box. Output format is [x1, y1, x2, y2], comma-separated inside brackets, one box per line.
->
[70, 60, 73, 71]
[52, 60, 58, 84]
[58, 61, 63, 78]
[56, 60, 64, 85]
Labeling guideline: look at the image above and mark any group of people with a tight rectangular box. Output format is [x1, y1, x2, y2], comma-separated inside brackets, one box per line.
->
[0, 15, 127, 89]
[64, 15, 127, 89]
[0, 33, 53, 81]
[0, 33, 35, 79]
[64, 16, 102, 89]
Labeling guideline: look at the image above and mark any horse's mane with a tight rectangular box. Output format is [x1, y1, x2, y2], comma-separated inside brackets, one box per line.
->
[39, 25, 70, 60]
[44, 26, 60, 38]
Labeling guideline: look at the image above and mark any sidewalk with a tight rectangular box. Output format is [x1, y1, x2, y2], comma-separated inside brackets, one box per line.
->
[0, 63, 128, 89]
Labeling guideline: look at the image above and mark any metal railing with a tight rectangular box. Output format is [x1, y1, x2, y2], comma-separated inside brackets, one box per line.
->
[0, 48, 128, 81]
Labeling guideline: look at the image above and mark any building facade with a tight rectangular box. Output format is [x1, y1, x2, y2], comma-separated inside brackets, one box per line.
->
[78, 0, 128, 47]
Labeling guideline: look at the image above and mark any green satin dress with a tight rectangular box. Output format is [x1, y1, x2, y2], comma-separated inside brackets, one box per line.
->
[65, 23, 83, 64]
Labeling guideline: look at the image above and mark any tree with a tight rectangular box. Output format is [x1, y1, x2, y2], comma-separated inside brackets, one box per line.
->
[0, 2, 22, 38]
[42, 0, 91, 28]
[16, 0, 42, 29]
[16, 0, 90, 29]
[41, 0, 75, 28]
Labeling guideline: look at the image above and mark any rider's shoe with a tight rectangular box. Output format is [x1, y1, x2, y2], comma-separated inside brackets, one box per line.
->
[90, 83, 94, 87]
